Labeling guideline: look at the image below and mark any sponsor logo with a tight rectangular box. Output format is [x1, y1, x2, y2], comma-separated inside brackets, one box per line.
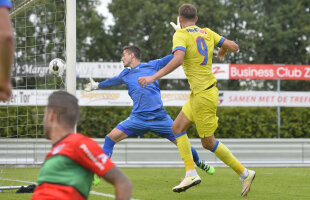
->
[80, 144, 105, 171]
[97, 154, 109, 164]
[212, 66, 226, 75]
[186, 28, 207, 34]
[52, 144, 65, 155]
[80, 91, 120, 100]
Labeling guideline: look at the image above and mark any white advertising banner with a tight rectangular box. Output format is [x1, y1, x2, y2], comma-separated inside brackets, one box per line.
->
[219, 91, 310, 107]
[76, 62, 124, 79]
[12, 62, 309, 80]
[1, 90, 309, 107]
[78, 90, 132, 106]
[76, 62, 230, 80]
[0, 90, 53, 106]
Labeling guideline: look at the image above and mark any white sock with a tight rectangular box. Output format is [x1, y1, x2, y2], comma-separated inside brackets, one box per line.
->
[239, 168, 249, 180]
[186, 169, 197, 177]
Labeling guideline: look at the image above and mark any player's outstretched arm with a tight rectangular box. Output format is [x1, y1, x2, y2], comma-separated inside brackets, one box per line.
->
[84, 77, 99, 92]
[217, 39, 238, 61]
[102, 166, 132, 200]
[84, 74, 125, 91]
[138, 50, 185, 88]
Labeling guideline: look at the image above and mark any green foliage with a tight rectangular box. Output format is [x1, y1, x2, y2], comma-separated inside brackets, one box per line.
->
[107, 0, 310, 91]
[12, 0, 66, 62]
[108, 0, 310, 64]
[216, 107, 279, 138]
[0, 106, 44, 138]
[12, 0, 115, 63]
[254, 0, 310, 64]
[76, 0, 116, 61]
[108, 0, 178, 61]
[281, 107, 310, 138]
[77, 106, 132, 138]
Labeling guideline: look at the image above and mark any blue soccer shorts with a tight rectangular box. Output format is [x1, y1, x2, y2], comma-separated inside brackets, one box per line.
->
[116, 112, 176, 141]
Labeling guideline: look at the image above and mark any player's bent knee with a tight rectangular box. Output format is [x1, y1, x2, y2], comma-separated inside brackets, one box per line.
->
[171, 126, 186, 135]
[171, 140, 178, 145]
[202, 142, 212, 150]
[201, 137, 217, 151]
[107, 128, 128, 142]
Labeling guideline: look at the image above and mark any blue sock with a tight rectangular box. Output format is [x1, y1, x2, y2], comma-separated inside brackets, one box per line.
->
[191, 146, 200, 166]
[103, 136, 115, 158]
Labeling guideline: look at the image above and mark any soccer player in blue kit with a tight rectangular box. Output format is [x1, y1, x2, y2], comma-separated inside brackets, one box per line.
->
[85, 45, 214, 184]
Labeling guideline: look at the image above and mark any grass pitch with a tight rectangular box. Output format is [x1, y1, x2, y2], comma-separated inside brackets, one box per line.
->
[0, 167, 309, 200]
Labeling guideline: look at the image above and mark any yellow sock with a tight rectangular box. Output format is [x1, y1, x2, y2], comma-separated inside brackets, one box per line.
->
[176, 134, 195, 171]
[213, 142, 245, 175]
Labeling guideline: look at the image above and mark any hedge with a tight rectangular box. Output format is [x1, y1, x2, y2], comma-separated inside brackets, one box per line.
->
[1, 106, 309, 138]
[78, 106, 310, 138]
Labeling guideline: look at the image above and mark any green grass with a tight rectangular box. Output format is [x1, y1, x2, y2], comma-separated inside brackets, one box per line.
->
[1, 167, 310, 200]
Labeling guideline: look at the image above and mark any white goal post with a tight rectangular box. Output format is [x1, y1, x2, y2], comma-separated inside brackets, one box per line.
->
[65, 0, 76, 96]
[0, 0, 76, 191]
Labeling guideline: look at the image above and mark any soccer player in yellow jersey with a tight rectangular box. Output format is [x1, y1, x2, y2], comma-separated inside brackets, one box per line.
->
[139, 3, 256, 196]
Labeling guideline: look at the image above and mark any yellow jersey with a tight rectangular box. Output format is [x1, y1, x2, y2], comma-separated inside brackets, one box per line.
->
[172, 25, 225, 94]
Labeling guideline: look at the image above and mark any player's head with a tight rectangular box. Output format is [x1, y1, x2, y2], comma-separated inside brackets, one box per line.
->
[44, 91, 79, 139]
[178, 4, 198, 27]
[121, 45, 141, 68]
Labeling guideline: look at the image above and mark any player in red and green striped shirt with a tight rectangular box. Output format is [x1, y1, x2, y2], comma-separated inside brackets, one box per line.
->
[31, 91, 132, 200]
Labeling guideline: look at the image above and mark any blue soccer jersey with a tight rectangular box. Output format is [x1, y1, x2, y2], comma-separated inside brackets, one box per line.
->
[0, 0, 12, 9]
[98, 54, 173, 115]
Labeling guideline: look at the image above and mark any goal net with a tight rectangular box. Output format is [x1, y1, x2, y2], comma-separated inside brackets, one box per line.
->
[0, 0, 67, 191]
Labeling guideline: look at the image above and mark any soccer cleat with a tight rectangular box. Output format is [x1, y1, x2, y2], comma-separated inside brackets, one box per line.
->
[198, 160, 215, 175]
[241, 170, 256, 197]
[92, 174, 101, 186]
[172, 175, 201, 193]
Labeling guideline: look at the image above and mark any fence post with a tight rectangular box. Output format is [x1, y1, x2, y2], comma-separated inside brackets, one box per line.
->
[277, 79, 281, 138]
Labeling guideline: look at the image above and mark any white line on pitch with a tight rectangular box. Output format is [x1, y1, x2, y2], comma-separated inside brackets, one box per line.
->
[1, 178, 140, 200]
[90, 190, 140, 200]
[90, 191, 114, 198]
[0, 178, 35, 184]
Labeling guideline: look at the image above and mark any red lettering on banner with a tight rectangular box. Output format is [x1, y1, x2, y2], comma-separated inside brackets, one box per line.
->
[290, 96, 310, 103]
[293, 96, 300, 103]
[305, 67, 310, 78]
[229, 95, 256, 102]
[258, 96, 275, 103]
[277, 96, 287, 103]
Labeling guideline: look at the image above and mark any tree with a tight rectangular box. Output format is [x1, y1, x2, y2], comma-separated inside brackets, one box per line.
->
[109, 0, 172, 61]
[76, 0, 116, 61]
[108, 0, 310, 64]
[251, 0, 310, 64]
